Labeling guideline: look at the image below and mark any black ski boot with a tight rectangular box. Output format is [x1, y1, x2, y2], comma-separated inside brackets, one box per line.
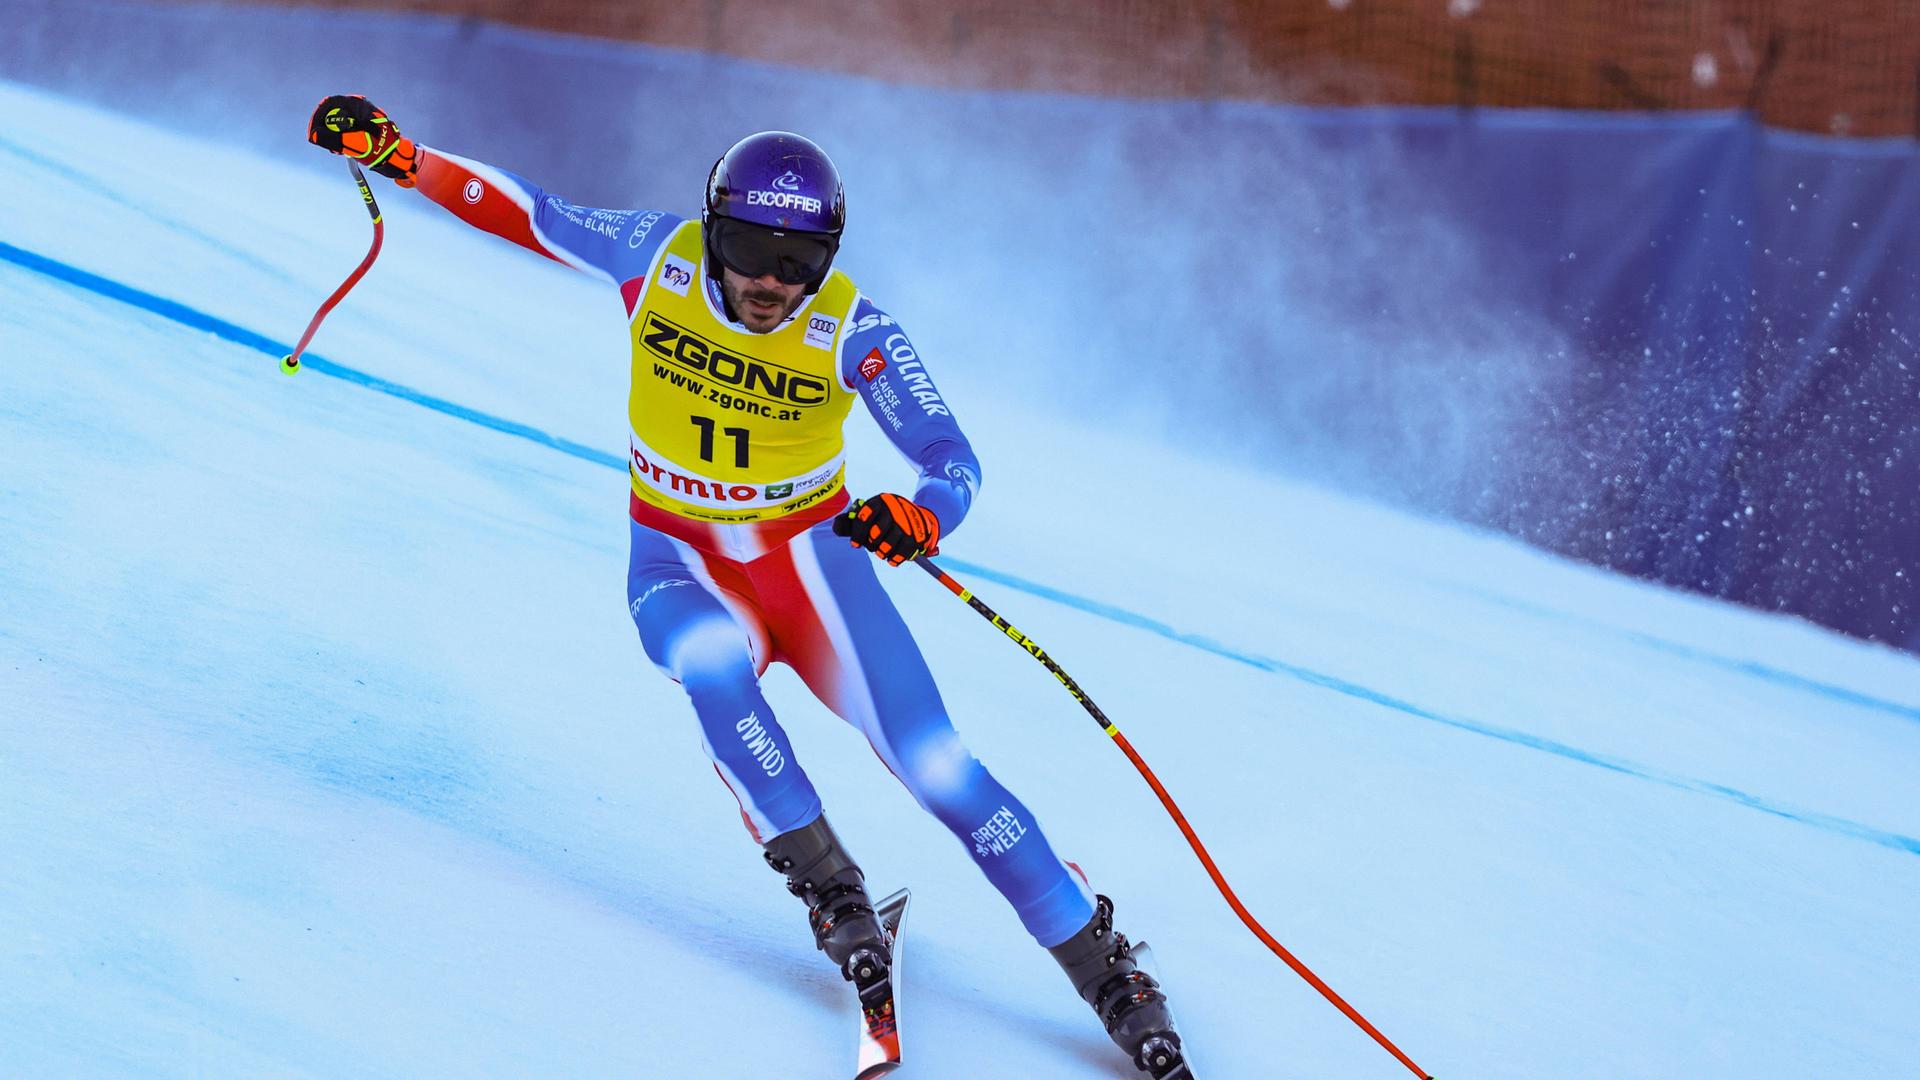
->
[1049, 894, 1188, 1078]
[762, 815, 891, 991]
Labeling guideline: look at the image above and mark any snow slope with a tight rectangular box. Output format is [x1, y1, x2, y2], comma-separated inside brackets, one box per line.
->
[3, 81, 1918, 1079]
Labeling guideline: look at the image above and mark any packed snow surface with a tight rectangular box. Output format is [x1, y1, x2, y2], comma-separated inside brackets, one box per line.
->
[3, 82, 1917, 1079]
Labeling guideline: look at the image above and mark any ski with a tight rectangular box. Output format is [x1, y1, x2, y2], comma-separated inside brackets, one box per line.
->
[853, 888, 911, 1079]
[1131, 939, 1159, 980]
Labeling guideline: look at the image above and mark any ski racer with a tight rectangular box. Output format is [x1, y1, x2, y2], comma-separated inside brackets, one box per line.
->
[305, 94, 1187, 1077]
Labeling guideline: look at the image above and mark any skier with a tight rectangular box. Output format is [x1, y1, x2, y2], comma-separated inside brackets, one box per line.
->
[306, 94, 1186, 1077]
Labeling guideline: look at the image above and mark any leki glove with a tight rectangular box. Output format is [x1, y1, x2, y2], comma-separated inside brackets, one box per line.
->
[307, 94, 419, 187]
[834, 494, 941, 566]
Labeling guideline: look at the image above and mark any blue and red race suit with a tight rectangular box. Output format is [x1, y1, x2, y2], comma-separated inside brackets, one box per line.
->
[410, 147, 1096, 947]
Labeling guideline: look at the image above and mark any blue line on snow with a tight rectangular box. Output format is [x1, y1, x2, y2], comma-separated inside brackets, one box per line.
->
[7, 237, 1917, 859]
[935, 560, 1920, 858]
[0, 239, 624, 471]
[1448, 584, 1920, 723]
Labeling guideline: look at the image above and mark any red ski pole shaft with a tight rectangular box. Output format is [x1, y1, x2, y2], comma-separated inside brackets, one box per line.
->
[282, 160, 384, 374]
[914, 556, 1435, 1080]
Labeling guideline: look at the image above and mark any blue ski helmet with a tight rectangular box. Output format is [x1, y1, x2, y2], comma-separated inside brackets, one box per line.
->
[703, 131, 845, 294]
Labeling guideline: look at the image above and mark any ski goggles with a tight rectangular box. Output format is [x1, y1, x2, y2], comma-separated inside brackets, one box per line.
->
[708, 216, 839, 285]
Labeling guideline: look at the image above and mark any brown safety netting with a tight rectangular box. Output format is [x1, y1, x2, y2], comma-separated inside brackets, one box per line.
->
[188, 0, 1920, 136]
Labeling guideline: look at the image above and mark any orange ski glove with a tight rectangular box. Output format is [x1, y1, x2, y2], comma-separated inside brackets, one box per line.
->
[834, 494, 941, 567]
[308, 94, 419, 187]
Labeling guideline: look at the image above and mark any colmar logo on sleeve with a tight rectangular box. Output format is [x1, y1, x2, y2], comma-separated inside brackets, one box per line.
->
[859, 348, 887, 382]
[881, 334, 950, 416]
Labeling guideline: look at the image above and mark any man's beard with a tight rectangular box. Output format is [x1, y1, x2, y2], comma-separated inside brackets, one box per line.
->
[724, 278, 798, 326]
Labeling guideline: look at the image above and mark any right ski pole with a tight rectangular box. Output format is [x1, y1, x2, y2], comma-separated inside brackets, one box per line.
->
[913, 556, 1436, 1080]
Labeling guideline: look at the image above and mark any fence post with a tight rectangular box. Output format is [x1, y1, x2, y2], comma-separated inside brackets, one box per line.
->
[1454, 27, 1476, 110]
[1743, 29, 1783, 118]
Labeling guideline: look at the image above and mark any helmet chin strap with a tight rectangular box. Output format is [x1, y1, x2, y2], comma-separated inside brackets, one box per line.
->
[714, 277, 741, 324]
[700, 208, 727, 286]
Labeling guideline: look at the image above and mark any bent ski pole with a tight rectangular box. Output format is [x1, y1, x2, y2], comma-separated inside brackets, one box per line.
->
[914, 556, 1436, 1080]
[281, 160, 384, 374]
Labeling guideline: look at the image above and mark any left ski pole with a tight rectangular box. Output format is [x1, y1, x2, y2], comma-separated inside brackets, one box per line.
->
[281, 160, 384, 374]
[912, 555, 1436, 1080]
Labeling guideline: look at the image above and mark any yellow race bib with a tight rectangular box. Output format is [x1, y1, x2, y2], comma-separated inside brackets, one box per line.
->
[627, 221, 859, 523]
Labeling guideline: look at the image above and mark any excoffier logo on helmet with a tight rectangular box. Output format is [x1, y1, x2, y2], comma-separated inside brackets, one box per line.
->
[772, 170, 803, 192]
[746, 190, 824, 214]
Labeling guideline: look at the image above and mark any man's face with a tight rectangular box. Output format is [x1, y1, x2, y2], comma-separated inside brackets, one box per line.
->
[719, 266, 807, 333]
